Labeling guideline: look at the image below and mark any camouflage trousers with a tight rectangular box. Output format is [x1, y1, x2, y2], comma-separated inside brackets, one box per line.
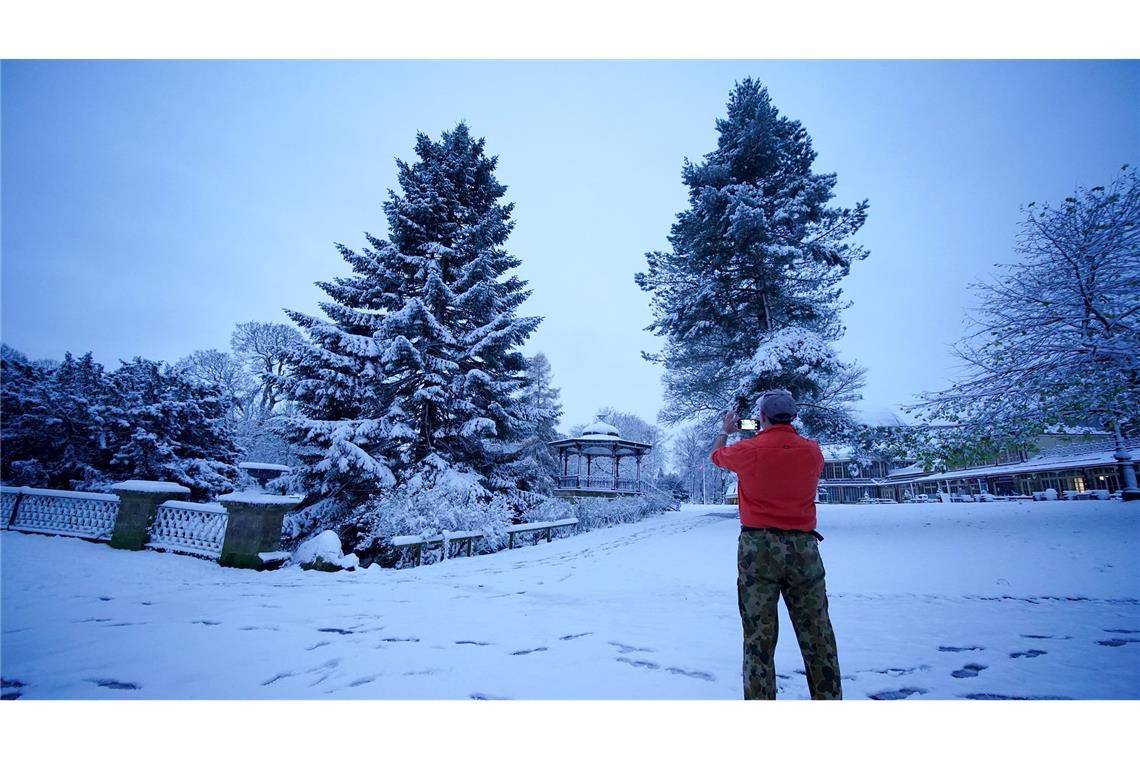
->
[737, 529, 842, 700]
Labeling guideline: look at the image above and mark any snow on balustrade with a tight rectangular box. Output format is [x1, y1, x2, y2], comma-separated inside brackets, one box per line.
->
[1, 486, 20, 527]
[217, 492, 303, 507]
[109, 480, 192, 495]
[8, 487, 120, 541]
[146, 500, 229, 560]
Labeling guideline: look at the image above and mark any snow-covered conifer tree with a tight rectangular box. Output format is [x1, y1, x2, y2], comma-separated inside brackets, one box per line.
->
[284, 123, 542, 549]
[635, 79, 869, 435]
[1, 347, 239, 497]
[104, 358, 241, 499]
[513, 352, 563, 494]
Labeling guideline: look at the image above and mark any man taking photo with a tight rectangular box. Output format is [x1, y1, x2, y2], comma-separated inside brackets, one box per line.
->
[711, 390, 843, 700]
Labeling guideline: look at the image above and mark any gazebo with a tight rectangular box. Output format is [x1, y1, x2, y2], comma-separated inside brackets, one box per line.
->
[547, 420, 653, 498]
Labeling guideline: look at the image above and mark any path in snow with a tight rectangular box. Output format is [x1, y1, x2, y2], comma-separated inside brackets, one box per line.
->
[1, 501, 1137, 699]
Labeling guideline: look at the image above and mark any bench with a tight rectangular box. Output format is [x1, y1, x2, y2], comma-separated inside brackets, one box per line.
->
[506, 518, 579, 549]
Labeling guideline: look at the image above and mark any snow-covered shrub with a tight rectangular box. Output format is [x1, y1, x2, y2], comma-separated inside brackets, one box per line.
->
[348, 456, 515, 566]
[292, 530, 359, 572]
[520, 492, 671, 533]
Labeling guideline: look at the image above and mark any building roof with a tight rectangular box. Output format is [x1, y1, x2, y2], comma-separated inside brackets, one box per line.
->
[820, 444, 856, 462]
[906, 441, 1138, 484]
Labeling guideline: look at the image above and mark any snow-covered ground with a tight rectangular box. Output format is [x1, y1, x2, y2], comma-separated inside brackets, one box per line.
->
[2, 500, 1137, 700]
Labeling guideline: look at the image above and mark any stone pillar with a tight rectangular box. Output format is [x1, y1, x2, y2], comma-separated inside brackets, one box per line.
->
[218, 493, 303, 569]
[109, 481, 191, 550]
[1116, 450, 1140, 502]
[1113, 420, 1140, 501]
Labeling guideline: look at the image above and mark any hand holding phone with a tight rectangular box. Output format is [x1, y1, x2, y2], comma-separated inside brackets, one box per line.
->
[736, 418, 758, 431]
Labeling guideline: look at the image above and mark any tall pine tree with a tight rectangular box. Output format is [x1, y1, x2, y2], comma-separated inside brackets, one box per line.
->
[285, 123, 543, 546]
[636, 79, 869, 435]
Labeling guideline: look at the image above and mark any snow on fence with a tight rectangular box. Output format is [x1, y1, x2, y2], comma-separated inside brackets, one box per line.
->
[146, 500, 229, 559]
[506, 518, 579, 548]
[0, 486, 231, 558]
[390, 519, 581, 567]
[1, 486, 20, 527]
[1, 481, 303, 569]
[4, 487, 120, 541]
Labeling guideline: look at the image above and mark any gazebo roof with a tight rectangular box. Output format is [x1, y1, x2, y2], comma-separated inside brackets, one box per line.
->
[548, 420, 653, 456]
[581, 420, 620, 437]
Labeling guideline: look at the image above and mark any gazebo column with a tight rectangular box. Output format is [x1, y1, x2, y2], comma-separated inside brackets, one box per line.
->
[586, 455, 593, 487]
[636, 455, 642, 492]
[613, 454, 622, 491]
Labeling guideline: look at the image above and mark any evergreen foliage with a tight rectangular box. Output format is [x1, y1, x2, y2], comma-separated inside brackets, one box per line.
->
[635, 79, 869, 435]
[510, 352, 563, 494]
[1, 346, 240, 498]
[282, 124, 549, 552]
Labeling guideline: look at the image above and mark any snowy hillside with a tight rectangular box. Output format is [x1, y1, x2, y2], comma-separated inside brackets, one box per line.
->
[2, 500, 1137, 700]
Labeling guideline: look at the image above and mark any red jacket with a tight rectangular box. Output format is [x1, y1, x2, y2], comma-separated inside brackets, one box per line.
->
[711, 425, 823, 531]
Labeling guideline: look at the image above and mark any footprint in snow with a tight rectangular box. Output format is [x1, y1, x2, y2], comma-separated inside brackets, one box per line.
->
[665, 666, 716, 682]
[2, 678, 26, 700]
[88, 678, 140, 690]
[868, 687, 927, 700]
[962, 693, 1072, 700]
[1021, 634, 1071, 640]
[193, 620, 222, 626]
[349, 675, 380, 687]
[1009, 649, 1047, 658]
[510, 647, 548, 656]
[261, 672, 297, 686]
[1096, 638, 1140, 647]
[939, 645, 985, 652]
[951, 663, 988, 678]
[616, 657, 659, 670]
[609, 641, 654, 654]
[470, 692, 512, 700]
[456, 640, 493, 646]
[559, 632, 593, 640]
[318, 628, 355, 635]
[305, 641, 331, 651]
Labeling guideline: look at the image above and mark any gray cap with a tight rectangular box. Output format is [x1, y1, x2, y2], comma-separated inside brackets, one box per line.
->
[759, 390, 797, 423]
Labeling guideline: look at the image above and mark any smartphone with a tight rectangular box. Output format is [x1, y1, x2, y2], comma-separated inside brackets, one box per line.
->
[737, 418, 758, 431]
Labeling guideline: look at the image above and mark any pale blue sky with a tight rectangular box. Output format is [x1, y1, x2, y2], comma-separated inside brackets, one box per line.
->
[2, 60, 1137, 434]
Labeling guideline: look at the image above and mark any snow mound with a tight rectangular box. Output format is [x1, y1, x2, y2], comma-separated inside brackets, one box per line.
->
[292, 530, 359, 571]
